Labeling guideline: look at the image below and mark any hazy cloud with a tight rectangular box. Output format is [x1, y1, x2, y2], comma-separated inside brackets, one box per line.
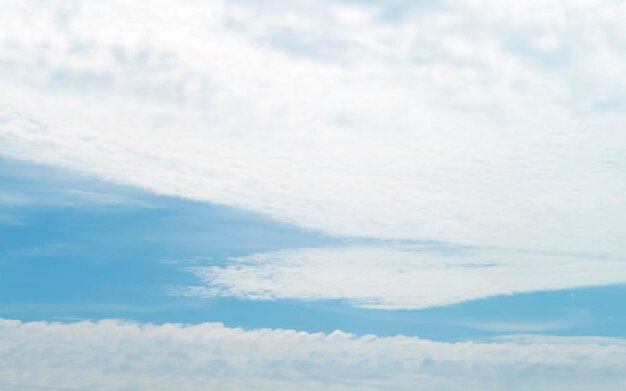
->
[2, 318, 626, 391]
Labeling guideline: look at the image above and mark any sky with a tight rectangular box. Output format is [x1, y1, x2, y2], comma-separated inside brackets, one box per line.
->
[1, 0, 626, 390]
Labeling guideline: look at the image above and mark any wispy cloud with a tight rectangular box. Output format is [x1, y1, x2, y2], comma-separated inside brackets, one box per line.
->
[59, 189, 156, 208]
[177, 245, 626, 309]
[453, 307, 592, 333]
[0, 191, 32, 206]
[0, 188, 152, 209]
[0, 213, 25, 226]
[2, 318, 626, 391]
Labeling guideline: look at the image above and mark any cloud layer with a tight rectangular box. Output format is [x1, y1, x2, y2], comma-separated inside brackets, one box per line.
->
[2, 318, 626, 391]
[180, 245, 626, 309]
[1, 0, 625, 259]
[2, 4, 625, 388]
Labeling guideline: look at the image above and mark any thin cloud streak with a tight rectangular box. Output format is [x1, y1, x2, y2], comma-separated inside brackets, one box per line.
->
[179, 245, 626, 309]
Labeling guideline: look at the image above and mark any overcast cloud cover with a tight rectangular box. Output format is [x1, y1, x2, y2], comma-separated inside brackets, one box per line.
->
[1, 0, 626, 389]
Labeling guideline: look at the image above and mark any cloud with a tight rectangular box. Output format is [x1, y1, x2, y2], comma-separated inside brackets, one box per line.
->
[1, 318, 626, 391]
[0, 159, 157, 209]
[0, 0, 625, 259]
[0, 214, 24, 226]
[0, 191, 32, 206]
[0, 187, 150, 208]
[58, 189, 155, 207]
[177, 245, 626, 309]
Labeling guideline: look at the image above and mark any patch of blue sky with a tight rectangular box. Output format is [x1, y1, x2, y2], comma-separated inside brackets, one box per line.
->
[1, 157, 625, 341]
[0, 158, 336, 314]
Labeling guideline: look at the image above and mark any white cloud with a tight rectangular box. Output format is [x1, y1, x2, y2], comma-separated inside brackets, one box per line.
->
[1, 318, 626, 391]
[178, 245, 626, 309]
[0, 0, 625, 309]
[1, 0, 625, 254]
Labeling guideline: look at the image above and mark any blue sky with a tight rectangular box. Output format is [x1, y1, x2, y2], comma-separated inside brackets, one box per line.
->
[1, 1, 626, 390]
[2, 158, 625, 342]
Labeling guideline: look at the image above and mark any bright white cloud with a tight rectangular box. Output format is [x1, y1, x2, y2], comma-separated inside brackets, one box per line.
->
[1, 318, 626, 391]
[0, 0, 625, 258]
[179, 245, 626, 309]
